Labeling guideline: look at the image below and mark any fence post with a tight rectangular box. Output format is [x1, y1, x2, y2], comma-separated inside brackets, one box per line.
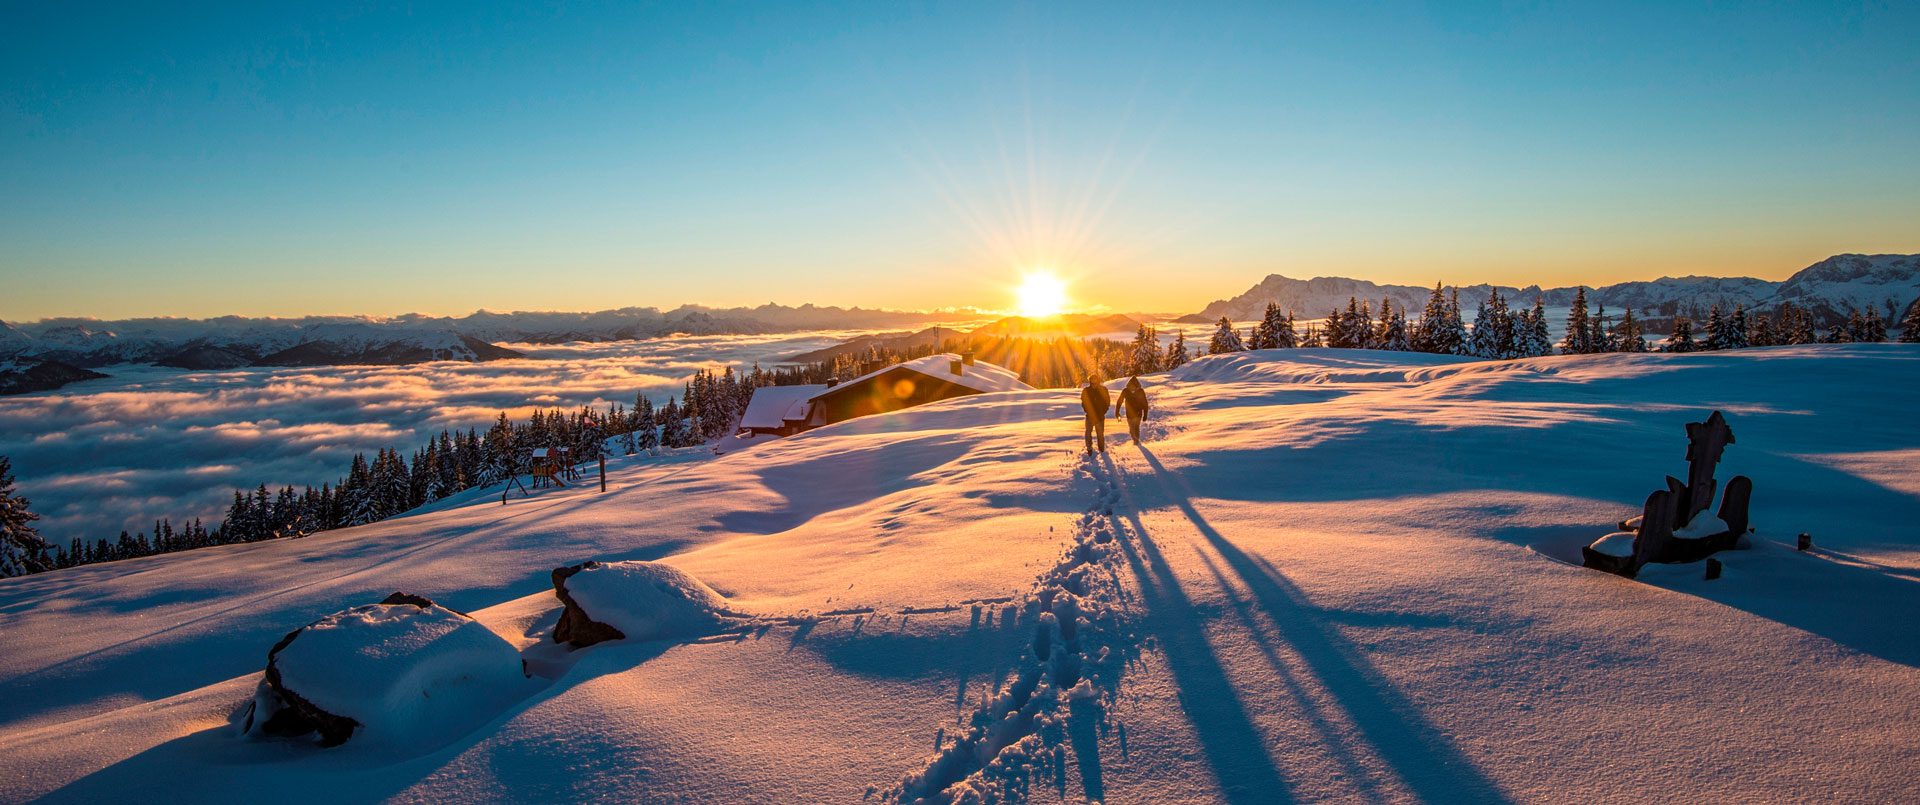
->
[599, 455, 607, 493]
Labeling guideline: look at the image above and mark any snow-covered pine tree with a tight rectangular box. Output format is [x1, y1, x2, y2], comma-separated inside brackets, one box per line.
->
[1862, 307, 1888, 342]
[1468, 297, 1496, 358]
[1746, 313, 1774, 347]
[1248, 304, 1274, 350]
[1165, 331, 1190, 369]
[1321, 309, 1344, 349]
[1562, 287, 1591, 354]
[1301, 323, 1323, 347]
[1900, 300, 1920, 342]
[1438, 289, 1468, 355]
[1528, 299, 1554, 356]
[1727, 305, 1750, 349]
[1131, 325, 1163, 371]
[1275, 312, 1298, 349]
[0, 457, 50, 578]
[1488, 290, 1515, 358]
[1591, 304, 1614, 353]
[1382, 307, 1411, 351]
[1208, 317, 1244, 354]
[373, 449, 411, 520]
[1666, 317, 1697, 352]
[1703, 304, 1728, 350]
[1618, 308, 1648, 352]
[634, 397, 659, 452]
[482, 413, 515, 484]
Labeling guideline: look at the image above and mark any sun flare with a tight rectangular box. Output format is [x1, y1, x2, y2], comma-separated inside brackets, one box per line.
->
[1014, 272, 1070, 319]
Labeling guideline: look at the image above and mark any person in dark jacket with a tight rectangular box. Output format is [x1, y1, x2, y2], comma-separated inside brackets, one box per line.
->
[1114, 375, 1149, 442]
[1080, 373, 1111, 453]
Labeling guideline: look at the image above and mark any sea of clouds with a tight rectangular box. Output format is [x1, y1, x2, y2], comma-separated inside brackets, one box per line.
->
[0, 330, 869, 545]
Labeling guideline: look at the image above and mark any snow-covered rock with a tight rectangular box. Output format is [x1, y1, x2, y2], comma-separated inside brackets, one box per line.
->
[242, 593, 528, 747]
[550, 561, 733, 647]
[1589, 531, 1637, 558]
[1674, 511, 1731, 541]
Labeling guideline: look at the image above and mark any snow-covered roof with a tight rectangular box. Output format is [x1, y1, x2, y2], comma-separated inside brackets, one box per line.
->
[740, 384, 828, 429]
[816, 354, 1031, 398]
[531, 448, 549, 458]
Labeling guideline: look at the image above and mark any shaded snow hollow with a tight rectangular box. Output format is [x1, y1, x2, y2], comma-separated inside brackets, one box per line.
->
[1, 345, 1918, 803]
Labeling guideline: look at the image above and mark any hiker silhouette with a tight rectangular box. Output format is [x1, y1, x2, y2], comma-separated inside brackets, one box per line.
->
[1115, 375, 1149, 442]
[1080, 374, 1111, 453]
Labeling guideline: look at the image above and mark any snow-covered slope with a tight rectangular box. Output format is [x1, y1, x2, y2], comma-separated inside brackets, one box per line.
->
[1763, 253, 1920, 323]
[2, 345, 1918, 802]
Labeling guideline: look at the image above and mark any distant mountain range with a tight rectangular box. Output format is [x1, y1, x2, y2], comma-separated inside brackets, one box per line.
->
[1180, 254, 1920, 331]
[0, 303, 959, 395]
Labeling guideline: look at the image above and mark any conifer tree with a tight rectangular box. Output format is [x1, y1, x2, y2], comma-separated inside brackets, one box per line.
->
[1746, 313, 1774, 347]
[0, 457, 49, 578]
[1412, 283, 1446, 353]
[1130, 325, 1163, 371]
[634, 397, 659, 452]
[1666, 317, 1697, 352]
[1275, 312, 1298, 349]
[1726, 305, 1750, 349]
[1207, 317, 1244, 354]
[1860, 307, 1888, 342]
[1900, 300, 1920, 343]
[1703, 304, 1728, 350]
[1469, 297, 1496, 358]
[1618, 308, 1648, 352]
[1381, 306, 1411, 351]
[1562, 287, 1591, 354]
[1165, 331, 1190, 369]
[1591, 304, 1614, 353]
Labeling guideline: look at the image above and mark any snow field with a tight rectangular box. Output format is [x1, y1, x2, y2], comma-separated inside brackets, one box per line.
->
[2, 344, 1918, 802]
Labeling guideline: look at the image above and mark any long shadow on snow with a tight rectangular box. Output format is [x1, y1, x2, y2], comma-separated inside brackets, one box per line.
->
[1158, 403, 1920, 667]
[1095, 456, 1298, 803]
[1127, 447, 1513, 803]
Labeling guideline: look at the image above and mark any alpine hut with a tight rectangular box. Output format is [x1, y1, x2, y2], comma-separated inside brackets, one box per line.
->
[739, 353, 1030, 437]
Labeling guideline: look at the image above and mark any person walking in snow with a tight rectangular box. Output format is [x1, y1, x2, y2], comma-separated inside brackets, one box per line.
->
[1080, 373, 1111, 454]
[1114, 375, 1149, 443]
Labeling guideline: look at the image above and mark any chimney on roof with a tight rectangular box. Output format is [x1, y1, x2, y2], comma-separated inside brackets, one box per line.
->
[950, 358, 964, 375]
[961, 352, 975, 366]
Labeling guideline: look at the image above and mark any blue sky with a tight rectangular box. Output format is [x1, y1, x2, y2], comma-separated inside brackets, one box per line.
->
[2, 1, 1916, 319]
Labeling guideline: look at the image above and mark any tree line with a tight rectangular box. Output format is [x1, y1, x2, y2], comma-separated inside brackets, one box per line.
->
[1193, 284, 1918, 362]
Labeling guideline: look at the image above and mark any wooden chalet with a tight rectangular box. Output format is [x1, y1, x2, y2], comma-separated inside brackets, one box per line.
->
[739, 353, 1031, 437]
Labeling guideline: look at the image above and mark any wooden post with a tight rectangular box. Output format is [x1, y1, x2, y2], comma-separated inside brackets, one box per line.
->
[1797, 532, 1812, 551]
[1704, 558, 1722, 580]
[1681, 411, 1735, 523]
[599, 455, 607, 493]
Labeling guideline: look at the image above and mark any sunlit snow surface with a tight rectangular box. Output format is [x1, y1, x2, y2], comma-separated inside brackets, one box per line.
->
[2, 344, 1918, 802]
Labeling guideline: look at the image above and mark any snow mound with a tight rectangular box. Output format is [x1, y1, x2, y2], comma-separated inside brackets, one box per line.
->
[1674, 511, 1731, 540]
[246, 595, 529, 747]
[1590, 531, 1637, 558]
[557, 561, 732, 644]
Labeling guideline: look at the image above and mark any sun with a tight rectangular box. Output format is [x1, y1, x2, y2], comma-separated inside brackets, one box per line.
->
[1014, 272, 1070, 319]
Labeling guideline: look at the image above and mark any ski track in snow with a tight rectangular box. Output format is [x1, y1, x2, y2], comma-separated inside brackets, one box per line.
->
[878, 452, 1142, 804]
